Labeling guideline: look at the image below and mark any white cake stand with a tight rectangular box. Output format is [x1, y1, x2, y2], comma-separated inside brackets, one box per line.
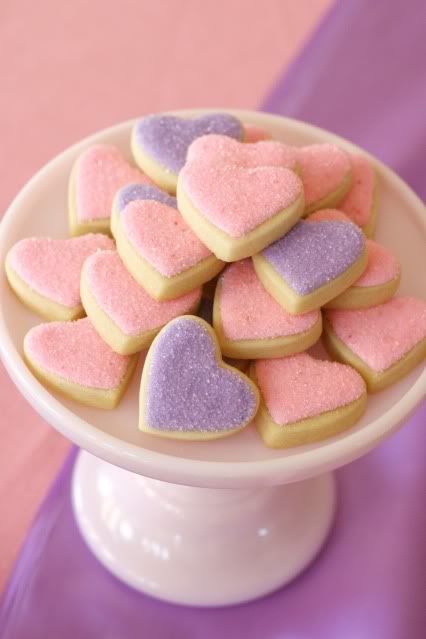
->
[0, 110, 425, 607]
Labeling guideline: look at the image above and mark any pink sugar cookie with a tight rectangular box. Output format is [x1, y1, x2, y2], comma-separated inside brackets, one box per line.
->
[243, 123, 270, 142]
[6, 234, 114, 321]
[69, 144, 152, 235]
[339, 155, 376, 234]
[177, 160, 304, 261]
[81, 250, 201, 354]
[355, 240, 399, 287]
[24, 317, 137, 408]
[324, 297, 426, 391]
[297, 144, 352, 214]
[114, 200, 223, 300]
[213, 260, 321, 359]
[121, 200, 211, 277]
[186, 134, 298, 172]
[252, 353, 366, 448]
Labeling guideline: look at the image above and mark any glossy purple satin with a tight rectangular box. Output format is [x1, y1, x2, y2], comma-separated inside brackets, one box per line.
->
[1, 0, 425, 637]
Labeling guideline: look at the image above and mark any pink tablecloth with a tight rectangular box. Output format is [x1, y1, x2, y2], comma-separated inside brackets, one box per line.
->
[0, 0, 332, 591]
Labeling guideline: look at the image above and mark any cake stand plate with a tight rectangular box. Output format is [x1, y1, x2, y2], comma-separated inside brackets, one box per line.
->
[0, 110, 424, 606]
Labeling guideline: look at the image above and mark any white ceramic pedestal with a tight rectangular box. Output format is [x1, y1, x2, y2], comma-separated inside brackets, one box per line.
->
[0, 110, 425, 608]
[72, 451, 335, 606]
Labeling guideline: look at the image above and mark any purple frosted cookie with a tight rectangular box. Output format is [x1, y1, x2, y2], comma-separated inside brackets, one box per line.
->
[111, 183, 177, 234]
[131, 113, 243, 194]
[139, 315, 259, 440]
[252, 220, 367, 314]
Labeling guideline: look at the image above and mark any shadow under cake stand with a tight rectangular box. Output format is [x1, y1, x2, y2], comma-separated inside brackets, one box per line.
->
[0, 110, 425, 607]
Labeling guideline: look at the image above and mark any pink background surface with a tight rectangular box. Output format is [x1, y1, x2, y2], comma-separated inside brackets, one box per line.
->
[0, 0, 331, 590]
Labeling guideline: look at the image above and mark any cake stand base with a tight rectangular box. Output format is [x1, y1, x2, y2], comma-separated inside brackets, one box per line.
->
[72, 450, 336, 607]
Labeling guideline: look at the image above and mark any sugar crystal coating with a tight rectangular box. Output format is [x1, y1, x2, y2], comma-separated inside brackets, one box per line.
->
[255, 354, 365, 425]
[121, 200, 211, 277]
[261, 220, 365, 295]
[297, 144, 351, 206]
[340, 155, 375, 227]
[355, 240, 399, 287]
[10, 234, 114, 307]
[25, 318, 132, 389]
[219, 260, 319, 340]
[134, 113, 243, 173]
[76, 144, 151, 221]
[186, 134, 298, 170]
[85, 251, 201, 336]
[145, 318, 258, 432]
[115, 183, 176, 213]
[181, 163, 303, 237]
[326, 297, 426, 371]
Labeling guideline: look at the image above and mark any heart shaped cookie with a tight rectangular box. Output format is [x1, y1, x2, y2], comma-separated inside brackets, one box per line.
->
[69, 144, 151, 235]
[186, 134, 299, 171]
[324, 297, 426, 391]
[24, 317, 138, 409]
[339, 155, 377, 236]
[297, 144, 352, 214]
[251, 353, 367, 448]
[139, 316, 259, 440]
[6, 234, 114, 320]
[213, 260, 322, 359]
[253, 220, 367, 313]
[81, 250, 201, 354]
[131, 113, 243, 193]
[325, 239, 400, 309]
[111, 183, 176, 235]
[177, 161, 304, 262]
[306, 210, 400, 308]
[113, 199, 223, 300]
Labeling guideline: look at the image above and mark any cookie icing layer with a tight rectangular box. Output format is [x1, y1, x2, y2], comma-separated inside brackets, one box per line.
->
[326, 297, 426, 371]
[145, 318, 258, 432]
[25, 318, 132, 388]
[261, 221, 365, 295]
[255, 354, 365, 425]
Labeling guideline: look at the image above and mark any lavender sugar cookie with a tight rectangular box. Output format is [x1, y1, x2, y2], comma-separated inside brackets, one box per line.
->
[139, 316, 259, 440]
[252, 220, 367, 314]
[131, 113, 243, 194]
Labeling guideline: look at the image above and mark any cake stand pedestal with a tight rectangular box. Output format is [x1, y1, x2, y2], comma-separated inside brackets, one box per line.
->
[72, 450, 335, 606]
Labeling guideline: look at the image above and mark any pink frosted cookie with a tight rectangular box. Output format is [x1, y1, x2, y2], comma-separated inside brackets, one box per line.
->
[69, 144, 152, 235]
[324, 297, 426, 391]
[131, 113, 243, 194]
[139, 316, 259, 441]
[112, 199, 224, 299]
[81, 250, 202, 354]
[296, 144, 352, 215]
[24, 317, 138, 409]
[325, 239, 400, 309]
[5, 234, 113, 321]
[177, 151, 304, 262]
[306, 211, 400, 308]
[213, 260, 322, 359]
[251, 353, 367, 448]
[243, 123, 270, 142]
[186, 134, 299, 172]
[339, 155, 377, 236]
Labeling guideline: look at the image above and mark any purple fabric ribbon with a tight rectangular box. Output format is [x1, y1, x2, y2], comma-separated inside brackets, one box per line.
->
[1, 0, 425, 637]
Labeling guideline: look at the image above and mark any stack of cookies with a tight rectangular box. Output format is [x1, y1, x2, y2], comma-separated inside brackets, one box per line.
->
[5, 112, 426, 448]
